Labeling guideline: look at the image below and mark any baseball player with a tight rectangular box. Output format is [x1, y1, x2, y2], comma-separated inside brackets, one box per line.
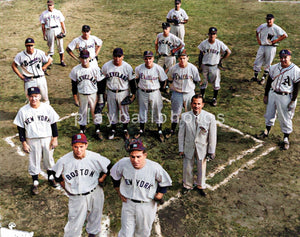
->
[166, 50, 201, 138]
[13, 87, 59, 195]
[166, 0, 189, 41]
[155, 22, 185, 74]
[110, 140, 172, 237]
[70, 49, 105, 140]
[135, 51, 168, 142]
[252, 14, 288, 85]
[178, 94, 217, 196]
[12, 38, 53, 104]
[198, 27, 231, 106]
[101, 48, 136, 140]
[52, 133, 111, 237]
[40, 0, 66, 66]
[67, 25, 103, 68]
[260, 49, 299, 150]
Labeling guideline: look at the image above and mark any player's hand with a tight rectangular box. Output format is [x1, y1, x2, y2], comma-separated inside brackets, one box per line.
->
[179, 152, 185, 158]
[118, 193, 127, 202]
[206, 153, 215, 162]
[263, 96, 268, 105]
[50, 137, 58, 149]
[74, 100, 80, 107]
[43, 35, 47, 41]
[22, 141, 31, 153]
[287, 101, 296, 111]
[154, 193, 165, 205]
[130, 94, 136, 103]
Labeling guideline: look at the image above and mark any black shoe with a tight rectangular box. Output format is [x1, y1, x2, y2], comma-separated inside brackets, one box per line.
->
[181, 187, 192, 195]
[48, 179, 59, 188]
[95, 129, 103, 141]
[108, 130, 115, 140]
[211, 98, 217, 107]
[31, 185, 39, 195]
[196, 188, 206, 197]
[134, 129, 144, 139]
[258, 76, 266, 85]
[165, 130, 174, 139]
[251, 77, 258, 82]
[123, 129, 130, 140]
[258, 130, 269, 139]
[158, 130, 164, 142]
[60, 61, 66, 67]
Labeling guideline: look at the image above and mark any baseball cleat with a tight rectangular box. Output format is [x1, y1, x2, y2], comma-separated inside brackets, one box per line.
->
[31, 183, 39, 195]
[251, 77, 258, 82]
[211, 98, 217, 107]
[108, 130, 115, 140]
[60, 61, 66, 67]
[123, 129, 130, 140]
[282, 138, 289, 150]
[158, 130, 164, 142]
[95, 130, 103, 141]
[181, 187, 192, 195]
[258, 76, 265, 85]
[134, 129, 144, 139]
[195, 188, 206, 197]
[165, 130, 175, 139]
[258, 130, 269, 139]
[48, 179, 59, 188]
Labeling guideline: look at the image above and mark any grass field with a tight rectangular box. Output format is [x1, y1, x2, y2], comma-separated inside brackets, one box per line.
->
[0, 0, 299, 236]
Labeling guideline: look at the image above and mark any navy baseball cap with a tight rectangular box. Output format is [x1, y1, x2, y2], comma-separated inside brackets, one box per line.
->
[47, 0, 54, 5]
[208, 27, 217, 34]
[82, 25, 91, 32]
[80, 49, 90, 58]
[25, 38, 35, 45]
[27, 87, 40, 95]
[162, 22, 170, 29]
[279, 49, 291, 57]
[143, 51, 154, 58]
[129, 140, 146, 152]
[72, 133, 87, 144]
[175, 0, 181, 3]
[266, 14, 274, 19]
[113, 48, 123, 57]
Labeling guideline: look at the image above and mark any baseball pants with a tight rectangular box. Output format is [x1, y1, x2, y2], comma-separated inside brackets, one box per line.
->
[183, 150, 207, 189]
[157, 56, 176, 72]
[78, 93, 99, 126]
[138, 89, 163, 124]
[264, 90, 296, 134]
[200, 64, 221, 90]
[171, 90, 194, 123]
[25, 77, 49, 104]
[26, 137, 55, 176]
[46, 28, 64, 56]
[64, 185, 104, 237]
[118, 199, 157, 237]
[253, 45, 276, 73]
[170, 24, 185, 41]
[107, 89, 130, 124]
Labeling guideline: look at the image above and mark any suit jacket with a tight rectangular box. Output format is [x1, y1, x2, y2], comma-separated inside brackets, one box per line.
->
[178, 110, 217, 160]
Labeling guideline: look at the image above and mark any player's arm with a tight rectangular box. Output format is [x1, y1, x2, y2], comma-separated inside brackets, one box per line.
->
[98, 163, 113, 186]
[95, 45, 102, 59]
[67, 47, 80, 63]
[171, 41, 184, 55]
[11, 62, 25, 80]
[256, 31, 261, 45]
[221, 49, 230, 61]
[287, 82, 299, 111]
[155, 37, 159, 53]
[42, 56, 53, 71]
[166, 18, 174, 23]
[129, 79, 137, 102]
[17, 126, 30, 153]
[263, 75, 273, 104]
[72, 80, 80, 106]
[198, 51, 204, 71]
[178, 116, 186, 157]
[271, 34, 287, 45]
[50, 123, 58, 149]
[41, 23, 47, 41]
[111, 177, 127, 202]
[60, 21, 66, 34]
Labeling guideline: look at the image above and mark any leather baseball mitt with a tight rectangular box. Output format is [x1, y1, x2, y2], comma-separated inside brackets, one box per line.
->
[121, 95, 135, 105]
[94, 102, 105, 114]
[56, 32, 65, 39]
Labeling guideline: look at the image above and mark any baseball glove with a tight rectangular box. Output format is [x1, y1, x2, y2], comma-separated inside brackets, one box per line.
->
[56, 32, 66, 39]
[121, 95, 135, 105]
[154, 196, 165, 205]
[218, 61, 226, 71]
[94, 102, 105, 114]
[173, 18, 181, 26]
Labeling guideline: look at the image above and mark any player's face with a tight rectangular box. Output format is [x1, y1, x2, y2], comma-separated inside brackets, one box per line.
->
[80, 57, 90, 67]
[191, 97, 204, 115]
[280, 55, 292, 68]
[82, 31, 90, 40]
[144, 56, 154, 68]
[208, 33, 217, 42]
[266, 18, 274, 27]
[28, 94, 41, 108]
[72, 143, 88, 159]
[175, 2, 181, 10]
[113, 55, 124, 66]
[130, 150, 147, 169]
[163, 27, 170, 36]
[178, 56, 188, 68]
[47, 4, 54, 11]
[25, 45, 34, 54]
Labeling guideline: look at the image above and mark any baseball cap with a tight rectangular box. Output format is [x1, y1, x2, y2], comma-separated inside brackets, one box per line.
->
[143, 51, 154, 58]
[208, 27, 217, 34]
[162, 22, 170, 29]
[72, 133, 87, 144]
[279, 49, 291, 57]
[179, 49, 188, 56]
[82, 25, 91, 32]
[113, 48, 124, 57]
[80, 49, 90, 58]
[27, 87, 40, 95]
[25, 38, 35, 45]
[129, 140, 146, 152]
[175, 0, 181, 3]
[266, 14, 274, 19]
[47, 0, 54, 5]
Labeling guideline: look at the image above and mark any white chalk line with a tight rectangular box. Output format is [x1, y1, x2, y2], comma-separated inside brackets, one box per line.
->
[3, 112, 110, 237]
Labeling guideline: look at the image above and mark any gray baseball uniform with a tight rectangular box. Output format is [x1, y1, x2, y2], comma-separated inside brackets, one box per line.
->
[166, 8, 188, 41]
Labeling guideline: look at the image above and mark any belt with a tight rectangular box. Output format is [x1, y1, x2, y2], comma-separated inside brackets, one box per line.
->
[50, 26, 58, 29]
[81, 93, 91, 95]
[109, 89, 126, 93]
[204, 64, 217, 67]
[140, 88, 158, 93]
[271, 89, 290, 96]
[24, 75, 42, 79]
[70, 187, 96, 196]
[130, 199, 146, 203]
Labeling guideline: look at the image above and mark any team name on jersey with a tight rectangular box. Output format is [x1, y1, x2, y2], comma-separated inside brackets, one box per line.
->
[78, 44, 95, 51]
[124, 178, 153, 190]
[173, 73, 192, 80]
[203, 48, 220, 55]
[45, 14, 60, 22]
[65, 169, 95, 181]
[22, 58, 42, 67]
[78, 75, 96, 84]
[107, 72, 129, 81]
[24, 115, 51, 125]
[139, 73, 159, 81]
[158, 39, 173, 47]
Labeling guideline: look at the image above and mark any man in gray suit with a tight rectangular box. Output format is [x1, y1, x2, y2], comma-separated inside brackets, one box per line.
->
[178, 94, 217, 196]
